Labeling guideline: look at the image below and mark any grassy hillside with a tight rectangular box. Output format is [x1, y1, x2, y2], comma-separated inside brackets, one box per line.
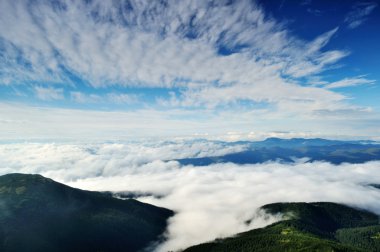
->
[184, 202, 380, 252]
[0, 173, 173, 252]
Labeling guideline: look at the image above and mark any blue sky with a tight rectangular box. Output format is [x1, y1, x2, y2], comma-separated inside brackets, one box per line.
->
[0, 0, 379, 140]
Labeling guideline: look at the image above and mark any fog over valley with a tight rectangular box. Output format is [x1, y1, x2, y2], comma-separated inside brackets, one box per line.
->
[1, 141, 380, 251]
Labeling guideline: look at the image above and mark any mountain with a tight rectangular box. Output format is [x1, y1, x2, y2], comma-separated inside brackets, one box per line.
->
[251, 137, 352, 147]
[0, 173, 173, 252]
[177, 138, 380, 165]
[184, 202, 380, 252]
[237, 138, 377, 148]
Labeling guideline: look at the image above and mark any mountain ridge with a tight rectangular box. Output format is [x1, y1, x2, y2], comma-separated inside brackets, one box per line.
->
[0, 173, 173, 252]
[184, 202, 380, 252]
[176, 138, 380, 165]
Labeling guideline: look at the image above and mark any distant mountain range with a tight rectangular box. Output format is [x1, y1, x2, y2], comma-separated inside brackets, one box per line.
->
[177, 138, 380, 165]
[184, 202, 380, 252]
[236, 137, 378, 147]
[0, 173, 173, 252]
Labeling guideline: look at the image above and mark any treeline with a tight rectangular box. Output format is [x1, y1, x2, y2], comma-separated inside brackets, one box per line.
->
[185, 202, 380, 252]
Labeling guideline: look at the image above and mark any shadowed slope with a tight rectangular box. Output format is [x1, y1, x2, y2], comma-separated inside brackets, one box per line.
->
[0, 173, 173, 252]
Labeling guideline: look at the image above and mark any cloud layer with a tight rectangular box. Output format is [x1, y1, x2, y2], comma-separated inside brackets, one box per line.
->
[1, 141, 380, 251]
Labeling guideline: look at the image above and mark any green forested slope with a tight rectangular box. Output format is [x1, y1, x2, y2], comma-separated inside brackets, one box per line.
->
[0, 173, 173, 252]
[184, 202, 380, 252]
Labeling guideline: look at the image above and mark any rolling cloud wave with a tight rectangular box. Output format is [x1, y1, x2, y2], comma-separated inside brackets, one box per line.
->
[1, 141, 380, 251]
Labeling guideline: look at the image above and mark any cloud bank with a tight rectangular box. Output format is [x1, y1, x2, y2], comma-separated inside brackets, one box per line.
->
[1, 101, 379, 141]
[1, 141, 380, 251]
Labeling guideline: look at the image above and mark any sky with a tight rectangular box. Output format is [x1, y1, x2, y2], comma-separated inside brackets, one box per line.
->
[0, 0, 379, 141]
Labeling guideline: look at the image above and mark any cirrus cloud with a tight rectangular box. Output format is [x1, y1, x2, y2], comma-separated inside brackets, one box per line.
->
[0, 0, 354, 108]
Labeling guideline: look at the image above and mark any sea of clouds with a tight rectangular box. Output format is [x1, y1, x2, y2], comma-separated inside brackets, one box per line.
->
[1, 141, 380, 251]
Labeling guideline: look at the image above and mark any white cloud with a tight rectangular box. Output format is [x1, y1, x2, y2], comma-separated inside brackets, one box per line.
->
[325, 76, 375, 89]
[284, 28, 349, 78]
[70, 91, 101, 103]
[34, 86, 64, 101]
[0, 141, 248, 180]
[177, 76, 345, 108]
[0, 0, 353, 109]
[214, 131, 327, 142]
[0, 102, 379, 141]
[106, 93, 139, 104]
[0, 142, 380, 251]
[345, 2, 378, 29]
[70, 91, 139, 104]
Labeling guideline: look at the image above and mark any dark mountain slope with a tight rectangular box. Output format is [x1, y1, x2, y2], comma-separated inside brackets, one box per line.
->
[0, 173, 173, 252]
[184, 202, 380, 252]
